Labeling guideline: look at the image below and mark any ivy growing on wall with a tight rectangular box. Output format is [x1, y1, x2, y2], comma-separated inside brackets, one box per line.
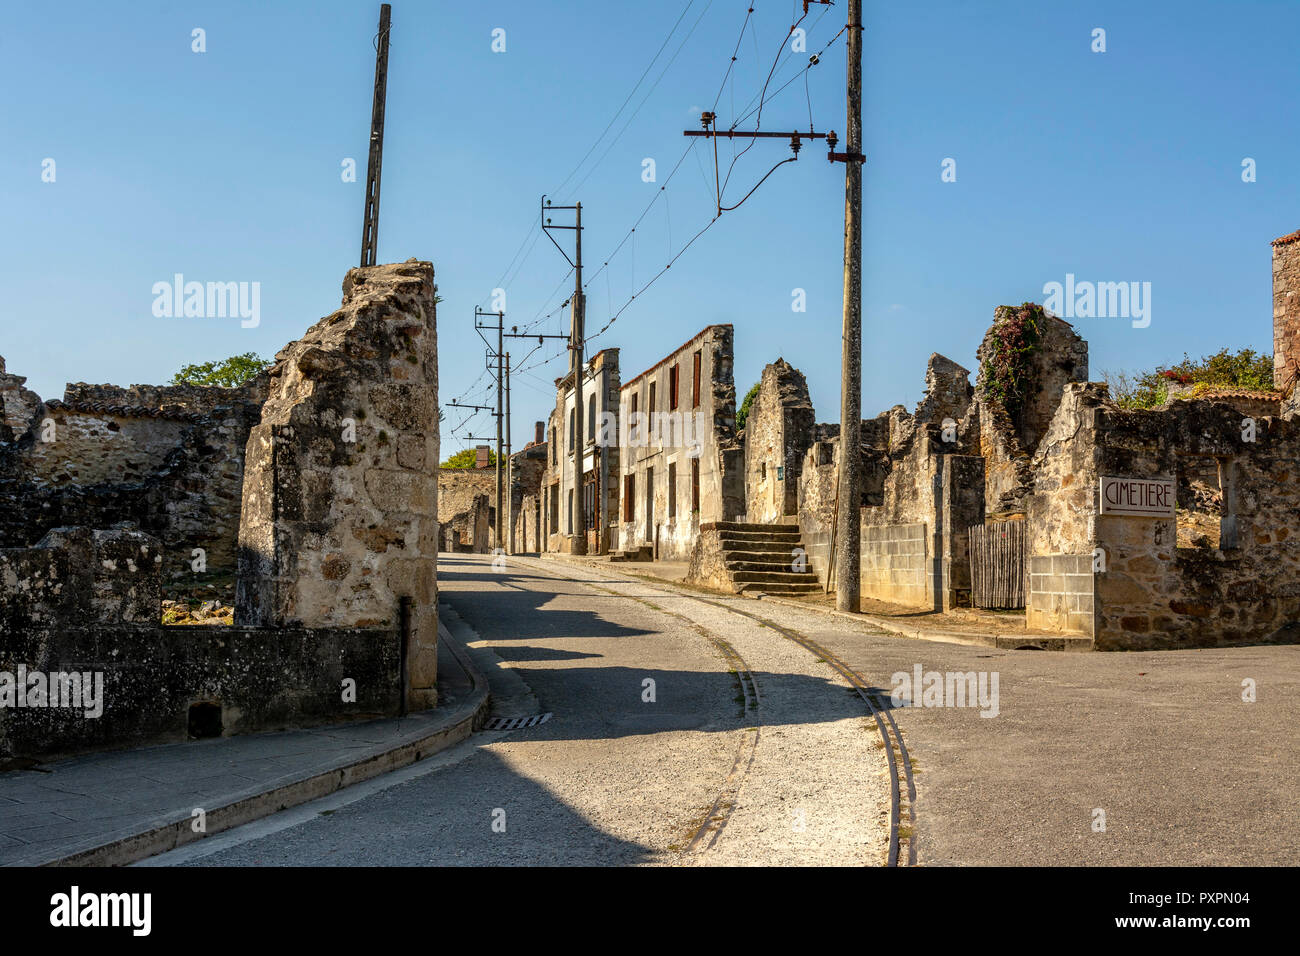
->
[979, 302, 1046, 421]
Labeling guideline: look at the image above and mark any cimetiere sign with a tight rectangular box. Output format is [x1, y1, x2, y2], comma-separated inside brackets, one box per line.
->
[1099, 475, 1175, 518]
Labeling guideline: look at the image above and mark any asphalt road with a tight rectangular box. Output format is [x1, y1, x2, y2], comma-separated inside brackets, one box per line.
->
[154, 553, 1300, 866]
[159, 554, 892, 866]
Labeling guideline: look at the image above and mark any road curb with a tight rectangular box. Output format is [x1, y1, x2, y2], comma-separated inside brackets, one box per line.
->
[39, 619, 490, 868]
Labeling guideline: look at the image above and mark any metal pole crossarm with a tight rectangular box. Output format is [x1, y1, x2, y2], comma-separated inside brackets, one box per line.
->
[360, 3, 392, 268]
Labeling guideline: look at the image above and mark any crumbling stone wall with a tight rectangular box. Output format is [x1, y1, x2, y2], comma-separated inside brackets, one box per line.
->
[0, 356, 41, 434]
[976, 308, 1088, 516]
[1273, 229, 1300, 394]
[235, 259, 439, 708]
[438, 467, 497, 552]
[1026, 382, 1300, 649]
[509, 442, 546, 553]
[744, 359, 814, 524]
[0, 374, 264, 589]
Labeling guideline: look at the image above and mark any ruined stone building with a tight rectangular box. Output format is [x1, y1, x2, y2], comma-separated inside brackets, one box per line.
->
[541, 347, 620, 554]
[1, 260, 441, 758]
[510, 422, 547, 553]
[438, 446, 496, 553]
[614, 324, 744, 561]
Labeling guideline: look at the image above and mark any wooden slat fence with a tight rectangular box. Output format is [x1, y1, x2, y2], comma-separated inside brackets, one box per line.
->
[968, 521, 1026, 609]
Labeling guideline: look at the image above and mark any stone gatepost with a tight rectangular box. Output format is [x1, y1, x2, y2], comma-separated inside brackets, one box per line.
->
[235, 260, 440, 709]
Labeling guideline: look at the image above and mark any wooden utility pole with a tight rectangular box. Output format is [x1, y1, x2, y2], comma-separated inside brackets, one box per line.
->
[542, 197, 587, 554]
[834, 0, 864, 612]
[505, 351, 514, 555]
[495, 319, 503, 551]
[360, 3, 392, 267]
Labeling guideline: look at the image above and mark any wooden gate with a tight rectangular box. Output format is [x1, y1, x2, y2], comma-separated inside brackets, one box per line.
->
[968, 521, 1026, 609]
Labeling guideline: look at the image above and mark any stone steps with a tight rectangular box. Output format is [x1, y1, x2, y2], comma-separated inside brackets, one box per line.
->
[712, 522, 821, 596]
[716, 537, 801, 554]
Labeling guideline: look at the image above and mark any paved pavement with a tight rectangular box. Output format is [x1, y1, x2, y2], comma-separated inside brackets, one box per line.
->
[156, 554, 894, 866]
[0, 636, 485, 866]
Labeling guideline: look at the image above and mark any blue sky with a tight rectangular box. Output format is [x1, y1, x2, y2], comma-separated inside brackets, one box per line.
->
[3, 0, 1297, 456]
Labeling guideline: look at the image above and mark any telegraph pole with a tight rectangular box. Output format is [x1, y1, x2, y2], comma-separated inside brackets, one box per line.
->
[473, 308, 507, 550]
[542, 197, 587, 554]
[505, 352, 514, 555]
[834, 0, 864, 612]
[360, 3, 392, 267]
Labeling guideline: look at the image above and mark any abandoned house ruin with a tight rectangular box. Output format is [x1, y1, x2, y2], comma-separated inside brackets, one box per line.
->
[0, 260, 441, 759]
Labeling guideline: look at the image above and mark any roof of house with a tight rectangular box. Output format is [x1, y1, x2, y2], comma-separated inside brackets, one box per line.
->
[1272, 228, 1300, 247]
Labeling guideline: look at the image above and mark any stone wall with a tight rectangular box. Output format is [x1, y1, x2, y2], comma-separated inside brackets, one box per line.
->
[235, 259, 439, 708]
[438, 467, 497, 552]
[0, 374, 265, 588]
[1025, 382, 1300, 648]
[0, 356, 42, 434]
[1274, 229, 1300, 393]
[743, 359, 815, 524]
[976, 309, 1088, 516]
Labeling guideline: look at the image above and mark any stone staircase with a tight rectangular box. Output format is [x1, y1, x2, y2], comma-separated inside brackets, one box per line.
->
[714, 521, 821, 596]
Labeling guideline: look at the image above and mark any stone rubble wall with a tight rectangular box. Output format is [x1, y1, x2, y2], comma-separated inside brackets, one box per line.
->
[438, 467, 497, 552]
[235, 259, 439, 707]
[743, 358, 815, 524]
[1025, 382, 1300, 648]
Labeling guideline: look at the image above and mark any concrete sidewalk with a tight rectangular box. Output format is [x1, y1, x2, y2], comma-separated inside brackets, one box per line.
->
[536, 551, 1089, 651]
[0, 610, 489, 866]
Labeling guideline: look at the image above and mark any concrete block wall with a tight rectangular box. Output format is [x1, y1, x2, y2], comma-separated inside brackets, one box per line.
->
[860, 522, 930, 608]
[1026, 553, 1095, 636]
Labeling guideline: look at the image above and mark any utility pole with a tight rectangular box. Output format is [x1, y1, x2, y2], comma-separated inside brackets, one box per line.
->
[360, 3, 392, 267]
[542, 197, 587, 554]
[473, 308, 507, 550]
[505, 352, 514, 555]
[834, 0, 864, 612]
[681, 0, 862, 606]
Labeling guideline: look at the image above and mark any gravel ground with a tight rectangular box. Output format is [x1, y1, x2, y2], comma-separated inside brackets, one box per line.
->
[175, 554, 893, 866]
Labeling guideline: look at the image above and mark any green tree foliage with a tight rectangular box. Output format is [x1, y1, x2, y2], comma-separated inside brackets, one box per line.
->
[1104, 348, 1275, 410]
[737, 382, 761, 431]
[170, 352, 271, 388]
[440, 447, 499, 469]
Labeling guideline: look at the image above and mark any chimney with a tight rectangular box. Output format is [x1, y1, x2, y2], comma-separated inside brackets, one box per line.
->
[1273, 229, 1300, 393]
[475, 444, 490, 469]
[534, 420, 545, 445]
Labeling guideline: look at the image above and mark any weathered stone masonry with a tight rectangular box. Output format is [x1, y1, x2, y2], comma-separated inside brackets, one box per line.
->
[1, 259, 440, 758]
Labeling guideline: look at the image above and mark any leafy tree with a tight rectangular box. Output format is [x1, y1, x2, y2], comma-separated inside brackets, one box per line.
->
[440, 447, 499, 469]
[737, 382, 761, 431]
[1104, 348, 1275, 410]
[170, 352, 271, 388]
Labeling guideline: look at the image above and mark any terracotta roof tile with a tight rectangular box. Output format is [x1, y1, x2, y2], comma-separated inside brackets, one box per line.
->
[1272, 228, 1300, 246]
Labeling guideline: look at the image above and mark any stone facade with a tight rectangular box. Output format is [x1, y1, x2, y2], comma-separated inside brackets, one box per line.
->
[616, 325, 743, 561]
[542, 348, 621, 554]
[509, 434, 547, 553]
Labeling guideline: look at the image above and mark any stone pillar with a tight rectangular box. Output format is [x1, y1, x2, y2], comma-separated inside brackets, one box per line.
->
[1273, 230, 1300, 394]
[235, 259, 440, 710]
